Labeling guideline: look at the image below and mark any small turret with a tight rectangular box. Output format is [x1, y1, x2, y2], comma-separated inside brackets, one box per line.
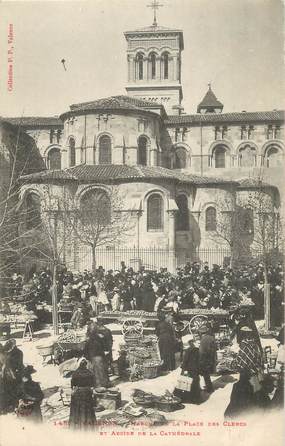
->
[197, 84, 223, 114]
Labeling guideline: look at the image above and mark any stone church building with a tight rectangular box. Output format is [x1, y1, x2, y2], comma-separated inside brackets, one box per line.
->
[6, 20, 284, 272]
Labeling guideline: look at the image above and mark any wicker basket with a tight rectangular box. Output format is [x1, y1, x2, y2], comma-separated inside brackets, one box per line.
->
[156, 397, 181, 412]
[57, 340, 86, 351]
[36, 344, 54, 357]
[133, 396, 155, 408]
[124, 334, 143, 346]
[143, 361, 162, 379]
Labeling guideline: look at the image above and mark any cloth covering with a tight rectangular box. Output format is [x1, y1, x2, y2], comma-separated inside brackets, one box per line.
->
[231, 339, 263, 377]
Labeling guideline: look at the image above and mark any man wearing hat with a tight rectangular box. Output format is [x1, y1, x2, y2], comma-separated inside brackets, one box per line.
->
[198, 324, 216, 393]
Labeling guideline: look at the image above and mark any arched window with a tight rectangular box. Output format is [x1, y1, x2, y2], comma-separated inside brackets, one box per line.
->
[137, 53, 144, 80]
[138, 136, 148, 165]
[149, 52, 156, 79]
[239, 144, 256, 167]
[175, 195, 189, 231]
[26, 193, 41, 230]
[174, 147, 187, 169]
[80, 189, 111, 226]
[69, 137, 76, 167]
[47, 147, 61, 170]
[147, 193, 163, 231]
[99, 135, 112, 164]
[241, 209, 254, 235]
[266, 146, 280, 167]
[162, 52, 169, 79]
[205, 207, 216, 231]
[213, 145, 227, 168]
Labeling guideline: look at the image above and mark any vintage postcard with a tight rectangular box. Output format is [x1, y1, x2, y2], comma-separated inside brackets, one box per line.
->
[0, 1, 284, 445]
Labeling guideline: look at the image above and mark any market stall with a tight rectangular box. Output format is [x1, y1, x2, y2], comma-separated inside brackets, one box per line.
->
[118, 318, 162, 381]
[0, 299, 38, 341]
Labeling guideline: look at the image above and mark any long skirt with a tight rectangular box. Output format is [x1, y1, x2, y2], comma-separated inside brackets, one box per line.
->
[89, 356, 109, 388]
[159, 336, 176, 371]
[69, 387, 96, 430]
[224, 377, 255, 418]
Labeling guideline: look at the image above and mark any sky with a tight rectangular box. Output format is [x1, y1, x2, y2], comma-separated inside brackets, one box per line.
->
[0, 0, 284, 117]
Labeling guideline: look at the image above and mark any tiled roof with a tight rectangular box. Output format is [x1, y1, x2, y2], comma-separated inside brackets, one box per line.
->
[238, 178, 276, 189]
[20, 169, 78, 183]
[165, 110, 285, 125]
[68, 164, 192, 182]
[69, 95, 163, 113]
[21, 164, 237, 186]
[5, 117, 63, 128]
[197, 86, 223, 112]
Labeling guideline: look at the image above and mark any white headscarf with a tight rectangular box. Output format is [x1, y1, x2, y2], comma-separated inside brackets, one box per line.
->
[77, 357, 87, 368]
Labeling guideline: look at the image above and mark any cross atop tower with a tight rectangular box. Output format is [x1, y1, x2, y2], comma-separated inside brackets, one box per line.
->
[147, 0, 163, 27]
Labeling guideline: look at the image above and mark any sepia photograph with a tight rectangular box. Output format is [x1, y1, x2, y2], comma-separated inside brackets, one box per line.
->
[0, 1, 284, 445]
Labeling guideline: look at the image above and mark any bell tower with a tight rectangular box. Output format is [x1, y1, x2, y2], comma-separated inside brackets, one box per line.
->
[124, 1, 184, 115]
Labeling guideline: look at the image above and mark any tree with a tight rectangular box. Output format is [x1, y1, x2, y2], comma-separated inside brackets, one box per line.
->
[0, 119, 44, 280]
[242, 182, 282, 330]
[18, 185, 72, 335]
[206, 197, 240, 268]
[65, 187, 135, 273]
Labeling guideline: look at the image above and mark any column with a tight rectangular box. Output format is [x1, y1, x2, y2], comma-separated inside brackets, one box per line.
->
[129, 55, 134, 82]
[156, 56, 161, 81]
[167, 210, 176, 272]
[143, 57, 148, 81]
[173, 55, 178, 81]
[160, 56, 163, 80]
[150, 148, 157, 166]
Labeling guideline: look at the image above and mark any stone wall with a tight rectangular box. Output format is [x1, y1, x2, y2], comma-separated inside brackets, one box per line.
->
[61, 111, 166, 169]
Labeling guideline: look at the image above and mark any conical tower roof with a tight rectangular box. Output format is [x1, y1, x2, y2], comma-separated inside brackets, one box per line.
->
[197, 85, 223, 113]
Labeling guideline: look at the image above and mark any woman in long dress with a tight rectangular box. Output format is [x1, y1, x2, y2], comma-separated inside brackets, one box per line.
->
[85, 329, 110, 388]
[155, 313, 177, 372]
[69, 358, 96, 430]
[224, 326, 263, 418]
[16, 366, 44, 423]
[95, 281, 109, 312]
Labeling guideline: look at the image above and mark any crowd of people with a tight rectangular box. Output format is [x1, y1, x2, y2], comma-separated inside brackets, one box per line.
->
[0, 260, 284, 429]
[3, 260, 284, 327]
[0, 315, 283, 428]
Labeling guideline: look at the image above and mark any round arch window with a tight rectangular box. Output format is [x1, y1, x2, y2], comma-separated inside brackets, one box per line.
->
[99, 135, 112, 164]
[80, 189, 111, 226]
[138, 136, 148, 165]
[47, 147, 61, 170]
[147, 193, 164, 231]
